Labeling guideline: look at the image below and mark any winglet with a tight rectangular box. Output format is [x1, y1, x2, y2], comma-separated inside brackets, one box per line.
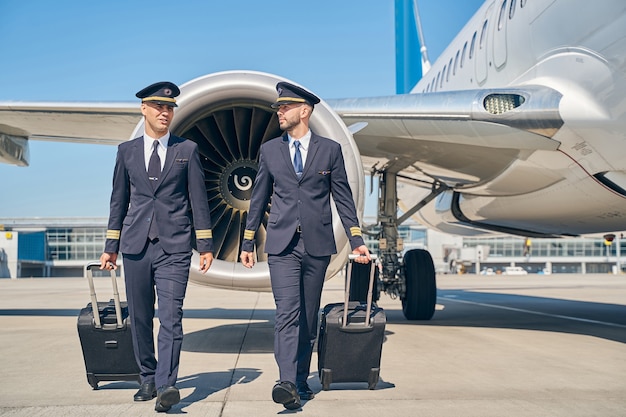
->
[395, 0, 431, 94]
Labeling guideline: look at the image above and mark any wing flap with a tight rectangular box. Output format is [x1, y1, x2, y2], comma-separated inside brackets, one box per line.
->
[0, 102, 141, 144]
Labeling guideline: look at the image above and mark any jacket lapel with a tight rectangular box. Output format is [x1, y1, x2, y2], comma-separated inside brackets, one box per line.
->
[156, 135, 179, 190]
[135, 137, 153, 190]
[280, 135, 299, 179]
[302, 133, 320, 178]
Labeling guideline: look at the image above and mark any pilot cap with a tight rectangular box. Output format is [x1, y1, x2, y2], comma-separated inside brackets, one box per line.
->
[271, 81, 320, 108]
[135, 81, 180, 107]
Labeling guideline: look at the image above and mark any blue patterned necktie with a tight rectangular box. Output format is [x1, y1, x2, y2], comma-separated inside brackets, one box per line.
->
[293, 141, 303, 178]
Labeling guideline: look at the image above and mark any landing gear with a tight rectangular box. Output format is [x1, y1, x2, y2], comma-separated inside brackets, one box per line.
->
[401, 249, 436, 320]
[366, 166, 445, 321]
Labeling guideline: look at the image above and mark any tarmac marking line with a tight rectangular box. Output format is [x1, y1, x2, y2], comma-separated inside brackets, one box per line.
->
[440, 296, 626, 329]
[217, 292, 262, 417]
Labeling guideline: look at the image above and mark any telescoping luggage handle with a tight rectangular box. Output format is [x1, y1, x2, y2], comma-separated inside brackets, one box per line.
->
[343, 254, 378, 328]
[85, 261, 123, 329]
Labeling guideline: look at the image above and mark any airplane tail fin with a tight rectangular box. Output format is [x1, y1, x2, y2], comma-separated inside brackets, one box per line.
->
[395, 0, 431, 94]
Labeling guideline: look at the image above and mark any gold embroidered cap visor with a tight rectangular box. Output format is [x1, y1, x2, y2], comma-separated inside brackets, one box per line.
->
[136, 81, 180, 107]
[271, 81, 320, 109]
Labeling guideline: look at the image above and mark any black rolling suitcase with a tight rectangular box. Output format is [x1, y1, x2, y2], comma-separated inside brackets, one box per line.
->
[77, 261, 140, 389]
[318, 254, 385, 390]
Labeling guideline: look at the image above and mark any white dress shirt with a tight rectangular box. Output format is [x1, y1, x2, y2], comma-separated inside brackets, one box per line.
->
[143, 132, 170, 172]
[288, 130, 311, 170]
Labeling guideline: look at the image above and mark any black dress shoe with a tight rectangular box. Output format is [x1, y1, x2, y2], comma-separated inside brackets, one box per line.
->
[133, 382, 156, 402]
[272, 381, 301, 410]
[297, 381, 315, 400]
[154, 385, 180, 412]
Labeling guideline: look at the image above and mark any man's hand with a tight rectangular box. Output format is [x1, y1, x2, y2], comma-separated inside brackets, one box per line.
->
[100, 252, 118, 270]
[199, 252, 214, 273]
[240, 251, 255, 268]
[351, 245, 371, 264]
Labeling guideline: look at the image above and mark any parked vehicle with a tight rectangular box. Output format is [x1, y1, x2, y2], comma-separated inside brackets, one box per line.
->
[502, 266, 528, 275]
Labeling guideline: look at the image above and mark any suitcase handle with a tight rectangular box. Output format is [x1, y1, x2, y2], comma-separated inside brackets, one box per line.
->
[85, 261, 123, 329]
[343, 254, 378, 328]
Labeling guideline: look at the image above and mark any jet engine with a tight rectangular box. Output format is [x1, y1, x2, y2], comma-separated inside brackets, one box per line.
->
[130, 71, 365, 291]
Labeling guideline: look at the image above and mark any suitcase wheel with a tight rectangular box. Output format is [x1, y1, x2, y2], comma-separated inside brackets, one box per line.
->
[368, 368, 380, 390]
[320, 369, 332, 391]
[87, 374, 99, 390]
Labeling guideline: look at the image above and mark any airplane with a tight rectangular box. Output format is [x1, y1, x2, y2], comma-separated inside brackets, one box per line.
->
[1, 0, 625, 321]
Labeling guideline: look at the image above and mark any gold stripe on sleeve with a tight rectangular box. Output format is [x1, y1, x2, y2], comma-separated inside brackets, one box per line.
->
[106, 230, 120, 239]
[349, 227, 362, 237]
[196, 229, 213, 239]
[243, 230, 256, 240]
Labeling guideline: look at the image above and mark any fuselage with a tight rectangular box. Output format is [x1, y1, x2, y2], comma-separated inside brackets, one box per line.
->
[413, 0, 626, 236]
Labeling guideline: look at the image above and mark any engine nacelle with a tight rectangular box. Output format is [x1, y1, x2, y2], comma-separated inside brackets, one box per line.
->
[131, 71, 365, 291]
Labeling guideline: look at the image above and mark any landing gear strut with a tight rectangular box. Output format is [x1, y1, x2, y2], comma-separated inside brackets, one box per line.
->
[350, 167, 446, 320]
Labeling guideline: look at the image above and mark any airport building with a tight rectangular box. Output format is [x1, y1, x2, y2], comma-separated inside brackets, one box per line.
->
[360, 217, 625, 275]
[0, 218, 108, 278]
[0, 217, 624, 278]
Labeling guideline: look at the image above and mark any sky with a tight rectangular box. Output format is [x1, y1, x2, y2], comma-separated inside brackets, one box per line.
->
[0, 0, 484, 218]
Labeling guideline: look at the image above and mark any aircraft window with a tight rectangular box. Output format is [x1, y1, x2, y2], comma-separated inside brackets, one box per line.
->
[454, 50, 460, 74]
[520, 0, 526, 7]
[461, 41, 467, 67]
[436, 72, 440, 90]
[447, 58, 453, 81]
[480, 20, 488, 49]
[498, 0, 507, 30]
[509, 0, 517, 18]
[470, 32, 477, 58]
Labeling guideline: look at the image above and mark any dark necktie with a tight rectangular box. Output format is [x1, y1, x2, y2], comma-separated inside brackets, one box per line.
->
[148, 141, 161, 188]
[293, 141, 303, 178]
[147, 141, 160, 240]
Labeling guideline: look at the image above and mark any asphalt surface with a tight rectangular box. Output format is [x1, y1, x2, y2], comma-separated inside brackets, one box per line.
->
[0, 273, 625, 416]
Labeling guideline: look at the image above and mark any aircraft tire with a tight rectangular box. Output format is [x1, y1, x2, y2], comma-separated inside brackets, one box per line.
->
[401, 249, 436, 320]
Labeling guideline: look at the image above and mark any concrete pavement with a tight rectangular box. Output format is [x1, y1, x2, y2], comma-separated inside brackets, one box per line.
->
[0, 273, 625, 416]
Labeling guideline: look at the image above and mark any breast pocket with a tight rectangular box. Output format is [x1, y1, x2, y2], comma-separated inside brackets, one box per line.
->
[173, 158, 189, 169]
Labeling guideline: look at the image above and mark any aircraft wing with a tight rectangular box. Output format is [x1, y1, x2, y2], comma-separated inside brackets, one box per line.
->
[0, 101, 140, 166]
[328, 85, 564, 189]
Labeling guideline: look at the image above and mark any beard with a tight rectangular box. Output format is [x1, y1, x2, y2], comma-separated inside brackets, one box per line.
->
[279, 117, 299, 131]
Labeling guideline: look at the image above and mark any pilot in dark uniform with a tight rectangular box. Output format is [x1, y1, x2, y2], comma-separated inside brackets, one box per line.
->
[240, 82, 370, 410]
[100, 81, 214, 412]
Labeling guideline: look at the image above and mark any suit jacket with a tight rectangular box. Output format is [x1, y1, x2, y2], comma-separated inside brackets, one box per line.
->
[104, 135, 214, 255]
[242, 132, 364, 256]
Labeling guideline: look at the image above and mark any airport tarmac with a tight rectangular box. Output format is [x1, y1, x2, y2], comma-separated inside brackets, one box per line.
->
[0, 273, 625, 416]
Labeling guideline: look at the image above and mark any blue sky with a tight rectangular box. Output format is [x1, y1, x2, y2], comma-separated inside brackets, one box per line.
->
[0, 0, 483, 218]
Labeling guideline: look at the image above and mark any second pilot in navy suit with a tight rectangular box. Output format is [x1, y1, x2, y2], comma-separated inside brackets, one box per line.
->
[240, 82, 370, 410]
